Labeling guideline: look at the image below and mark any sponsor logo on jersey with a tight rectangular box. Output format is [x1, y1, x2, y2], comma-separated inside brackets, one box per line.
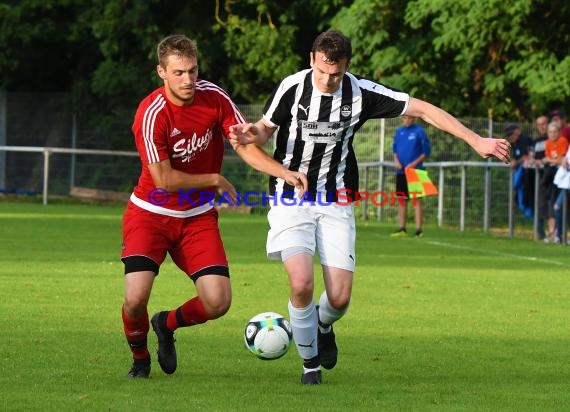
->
[300, 121, 347, 143]
[172, 129, 213, 162]
[340, 105, 352, 118]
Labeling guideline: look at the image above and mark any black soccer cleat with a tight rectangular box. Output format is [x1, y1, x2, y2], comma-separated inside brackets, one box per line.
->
[316, 305, 338, 370]
[127, 357, 151, 379]
[300, 369, 322, 385]
[151, 311, 177, 374]
[318, 325, 338, 370]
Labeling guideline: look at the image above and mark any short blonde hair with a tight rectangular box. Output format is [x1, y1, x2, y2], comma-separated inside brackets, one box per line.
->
[156, 35, 198, 68]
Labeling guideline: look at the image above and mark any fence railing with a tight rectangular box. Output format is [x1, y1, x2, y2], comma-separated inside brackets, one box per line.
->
[0, 145, 567, 244]
[0, 145, 138, 205]
[361, 160, 510, 229]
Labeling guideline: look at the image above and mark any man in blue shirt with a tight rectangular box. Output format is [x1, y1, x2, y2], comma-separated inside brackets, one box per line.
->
[392, 115, 432, 237]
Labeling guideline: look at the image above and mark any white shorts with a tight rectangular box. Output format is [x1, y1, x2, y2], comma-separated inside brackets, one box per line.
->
[266, 201, 356, 271]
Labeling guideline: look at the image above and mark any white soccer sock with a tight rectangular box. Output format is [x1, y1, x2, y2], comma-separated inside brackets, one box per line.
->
[318, 291, 349, 333]
[288, 300, 318, 361]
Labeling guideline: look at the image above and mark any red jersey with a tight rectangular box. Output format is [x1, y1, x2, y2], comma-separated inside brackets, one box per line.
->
[130, 80, 245, 217]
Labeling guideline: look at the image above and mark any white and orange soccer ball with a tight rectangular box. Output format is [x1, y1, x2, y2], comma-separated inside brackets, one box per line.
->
[244, 312, 293, 360]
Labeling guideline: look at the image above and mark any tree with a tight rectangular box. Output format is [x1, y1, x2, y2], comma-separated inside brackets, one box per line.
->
[1, 0, 569, 129]
[332, 0, 570, 119]
[0, 0, 240, 149]
[0, 0, 100, 92]
[213, 0, 352, 102]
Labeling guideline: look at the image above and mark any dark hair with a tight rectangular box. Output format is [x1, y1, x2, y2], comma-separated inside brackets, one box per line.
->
[311, 30, 352, 63]
[157, 35, 198, 68]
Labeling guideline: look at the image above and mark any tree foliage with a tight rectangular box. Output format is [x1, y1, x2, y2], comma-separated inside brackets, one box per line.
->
[211, 0, 351, 102]
[331, 0, 570, 119]
[212, 0, 302, 102]
[0, 0, 569, 125]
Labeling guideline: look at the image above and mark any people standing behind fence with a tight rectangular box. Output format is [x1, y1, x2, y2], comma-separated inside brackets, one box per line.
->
[505, 123, 534, 218]
[553, 145, 570, 244]
[530, 115, 549, 166]
[531, 115, 549, 239]
[391, 115, 432, 237]
[543, 122, 569, 243]
[550, 109, 570, 142]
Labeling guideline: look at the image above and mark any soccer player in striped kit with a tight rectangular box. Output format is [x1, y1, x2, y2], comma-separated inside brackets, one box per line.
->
[229, 30, 511, 384]
[121, 34, 307, 378]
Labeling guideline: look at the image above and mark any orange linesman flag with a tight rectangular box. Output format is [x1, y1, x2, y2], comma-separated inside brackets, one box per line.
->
[404, 167, 438, 198]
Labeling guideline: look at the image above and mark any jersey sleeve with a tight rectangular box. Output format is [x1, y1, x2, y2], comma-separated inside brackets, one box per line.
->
[358, 77, 410, 119]
[262, 71, 305, 127]
[132, 94, 170, 165]
[213, 85, 247, 137]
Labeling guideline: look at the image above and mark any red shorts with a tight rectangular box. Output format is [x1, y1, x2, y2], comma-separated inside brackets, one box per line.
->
[121, 202, 228, 278]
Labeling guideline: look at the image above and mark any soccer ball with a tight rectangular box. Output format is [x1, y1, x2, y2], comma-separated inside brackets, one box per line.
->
[244, 312, 293, 360]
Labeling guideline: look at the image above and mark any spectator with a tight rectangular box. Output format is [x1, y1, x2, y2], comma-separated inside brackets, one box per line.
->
[505, 123, 534, 218]
[553, 146, 570, 244]
[550, 109, 570, 142]
[531, 115, 549, 239]
[543, 122, 569, 243]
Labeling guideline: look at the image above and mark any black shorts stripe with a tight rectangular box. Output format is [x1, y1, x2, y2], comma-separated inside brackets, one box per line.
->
[122, 255, 159, 276]
[191, 265, 230, 282]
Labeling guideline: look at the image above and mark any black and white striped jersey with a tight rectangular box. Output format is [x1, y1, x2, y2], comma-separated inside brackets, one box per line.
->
[263, 68, 410, 201]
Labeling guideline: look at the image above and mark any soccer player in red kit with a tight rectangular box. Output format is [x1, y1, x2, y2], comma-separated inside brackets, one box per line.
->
[121, 34, 307, 378]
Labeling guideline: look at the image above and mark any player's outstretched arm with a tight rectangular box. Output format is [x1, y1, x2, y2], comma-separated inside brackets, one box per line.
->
[148, 159, 237, 203]
[228, 119, 274, 148]
[405, 97, 511, 163]
[234, 143, 307, 198]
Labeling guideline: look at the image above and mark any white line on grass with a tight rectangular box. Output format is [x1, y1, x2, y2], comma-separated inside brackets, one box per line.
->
[426, 240, 570, 267]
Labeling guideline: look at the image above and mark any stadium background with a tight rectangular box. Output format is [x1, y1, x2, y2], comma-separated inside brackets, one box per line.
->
[1, 1, 568, 239]
[0, 91, 538, 234]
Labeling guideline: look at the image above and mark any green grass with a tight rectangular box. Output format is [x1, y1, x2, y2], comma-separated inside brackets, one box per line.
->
[1, 201, 569, 411]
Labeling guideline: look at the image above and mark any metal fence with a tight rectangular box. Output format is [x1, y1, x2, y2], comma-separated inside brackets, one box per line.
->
[2, 92, 565, 241]
[3, 144, 567, 243]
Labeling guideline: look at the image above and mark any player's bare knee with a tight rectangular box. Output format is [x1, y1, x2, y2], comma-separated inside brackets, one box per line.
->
[205, 298, 231, 319]
[325, 290, 351, 310]
[329, 295, 350, 311]
[199, 288, 231, 318]
[289, 277, 314, 297]
[123, 297, 148, 318]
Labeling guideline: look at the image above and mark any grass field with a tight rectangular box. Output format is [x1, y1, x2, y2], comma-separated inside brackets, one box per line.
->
[1, 200, 569, 411]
